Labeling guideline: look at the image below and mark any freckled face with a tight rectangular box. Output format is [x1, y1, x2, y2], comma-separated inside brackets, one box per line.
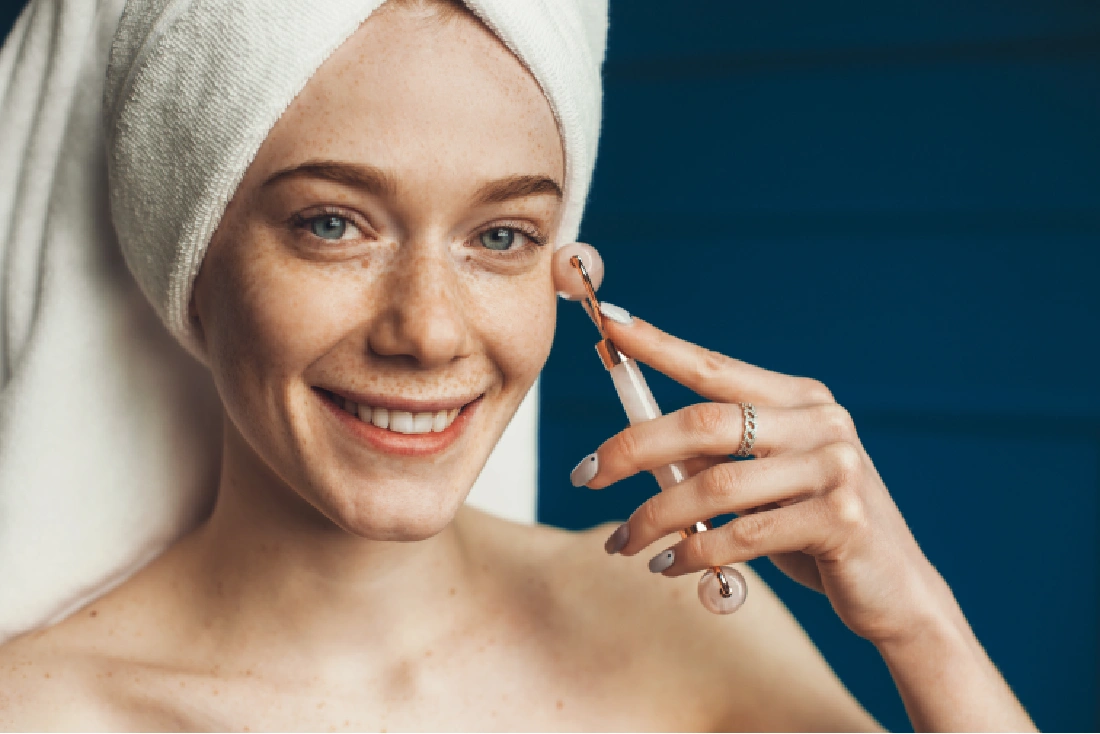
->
[191, 5, 564, 540]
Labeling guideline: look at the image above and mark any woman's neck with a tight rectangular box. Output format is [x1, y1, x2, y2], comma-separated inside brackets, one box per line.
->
[167, 422, 482, 679]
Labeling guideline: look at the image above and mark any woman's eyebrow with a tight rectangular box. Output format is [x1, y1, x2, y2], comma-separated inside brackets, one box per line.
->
[262, 161, 561, 205]
[261, 161, 398, 196]
[471, 175, 562, 206]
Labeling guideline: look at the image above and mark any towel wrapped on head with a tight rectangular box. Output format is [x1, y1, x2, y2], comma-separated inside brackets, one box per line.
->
[0, 0, 607, 643]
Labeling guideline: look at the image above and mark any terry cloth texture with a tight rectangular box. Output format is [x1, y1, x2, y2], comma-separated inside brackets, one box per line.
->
[0, 0, 607, 644]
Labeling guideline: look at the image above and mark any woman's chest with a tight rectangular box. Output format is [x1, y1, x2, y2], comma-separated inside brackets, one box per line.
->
[118, 645, 709, 731]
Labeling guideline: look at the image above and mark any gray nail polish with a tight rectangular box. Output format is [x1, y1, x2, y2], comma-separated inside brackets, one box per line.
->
[648, 548, 675, 574]
[604, 523, 629, 554]
[599, 302, 633, 325]
[570, 453, 599, 487]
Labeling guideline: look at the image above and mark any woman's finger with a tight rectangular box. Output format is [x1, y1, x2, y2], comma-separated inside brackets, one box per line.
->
[577, 401, 859, 489]
[608, 449, 837, 557]
[679, 455, 727, 478]
[645, 490, 862, 576]
[601, 311, 836, 409]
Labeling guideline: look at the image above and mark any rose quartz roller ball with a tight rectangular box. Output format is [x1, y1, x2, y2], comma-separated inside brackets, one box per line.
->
[698, 566, 748, 614]
[553, 242, 604, 300]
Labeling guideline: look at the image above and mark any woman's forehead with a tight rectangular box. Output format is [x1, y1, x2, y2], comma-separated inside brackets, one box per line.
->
[251, 4, 565, 194]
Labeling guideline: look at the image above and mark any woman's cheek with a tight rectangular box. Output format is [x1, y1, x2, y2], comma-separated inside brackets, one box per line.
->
[199, 241, 358, 435]
[468, 265, 556, 383]
[234, 252, 365, 367]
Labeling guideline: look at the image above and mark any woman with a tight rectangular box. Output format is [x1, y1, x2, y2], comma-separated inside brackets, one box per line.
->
[0, 0, 1035, 729]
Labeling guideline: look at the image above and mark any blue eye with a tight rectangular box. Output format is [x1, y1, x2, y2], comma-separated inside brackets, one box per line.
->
[310, 215, 348, 240]
[480, 227, 521, 251]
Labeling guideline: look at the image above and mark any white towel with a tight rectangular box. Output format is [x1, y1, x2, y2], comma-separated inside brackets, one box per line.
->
[0, 0, 607, 644]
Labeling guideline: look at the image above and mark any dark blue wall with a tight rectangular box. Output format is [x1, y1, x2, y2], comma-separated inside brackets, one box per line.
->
[4, 1, 1096, 730]
[539, 2, 1099, 731]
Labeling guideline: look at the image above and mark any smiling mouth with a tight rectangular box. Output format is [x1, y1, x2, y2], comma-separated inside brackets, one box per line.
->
[315, 388, 469, 435]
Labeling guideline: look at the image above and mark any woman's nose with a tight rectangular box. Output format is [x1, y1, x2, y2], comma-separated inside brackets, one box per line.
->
[366, 248, 472, 368]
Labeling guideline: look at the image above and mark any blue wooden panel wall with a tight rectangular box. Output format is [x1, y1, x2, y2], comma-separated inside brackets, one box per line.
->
[539, 2, 1099, 731]
[3, 2, 1095, 731]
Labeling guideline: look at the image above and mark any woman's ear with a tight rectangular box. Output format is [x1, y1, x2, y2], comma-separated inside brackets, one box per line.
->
[552, 242, 603, 300]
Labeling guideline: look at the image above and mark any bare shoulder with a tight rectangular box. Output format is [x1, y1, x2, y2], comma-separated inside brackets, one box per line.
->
[0, 627, 132, 731]
[0, 577, 184, 733]
[540, 522, 882, 732]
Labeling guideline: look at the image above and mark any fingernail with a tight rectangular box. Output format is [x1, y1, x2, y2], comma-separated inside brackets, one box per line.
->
[570, 453, 599, 487]
[648, 548, 675, 574]
[599, 302, 633, 325]
[604, 523, 629, 554]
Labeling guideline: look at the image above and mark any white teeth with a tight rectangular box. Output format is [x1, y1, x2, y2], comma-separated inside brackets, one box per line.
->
[331, 392, 464, 434]
[390, 410, 414, 434]
[412, 412, 434, 433]
[370, 407, 389, 430]
[370, 408, 458, 435]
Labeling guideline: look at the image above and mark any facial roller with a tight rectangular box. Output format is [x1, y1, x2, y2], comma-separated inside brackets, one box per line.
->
[565, 253, 747, 615]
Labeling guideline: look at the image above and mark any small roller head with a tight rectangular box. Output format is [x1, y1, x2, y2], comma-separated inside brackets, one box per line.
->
[552, 242, 603, 300]
[698, 566, 747, 614]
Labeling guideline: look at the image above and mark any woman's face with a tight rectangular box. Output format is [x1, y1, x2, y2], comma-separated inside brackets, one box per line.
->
[192, 2, 564, 540]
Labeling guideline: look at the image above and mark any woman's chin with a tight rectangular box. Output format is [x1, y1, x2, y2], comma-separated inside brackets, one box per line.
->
[312, 478, 470, 542]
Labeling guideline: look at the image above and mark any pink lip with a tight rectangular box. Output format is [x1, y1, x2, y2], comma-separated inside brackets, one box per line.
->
[316, 388, 481, 457]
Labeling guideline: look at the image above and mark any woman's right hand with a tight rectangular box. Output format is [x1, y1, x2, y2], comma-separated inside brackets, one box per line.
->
[572, 308, 1036, 731]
